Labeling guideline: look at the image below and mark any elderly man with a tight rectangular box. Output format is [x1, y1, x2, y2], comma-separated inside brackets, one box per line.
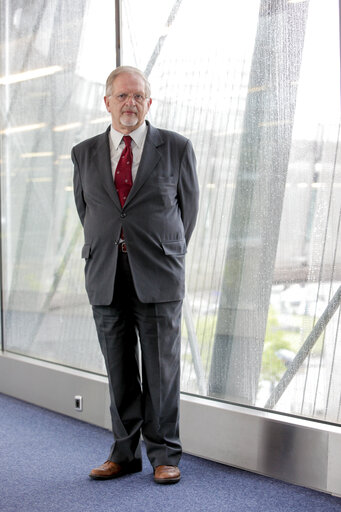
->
[72, 66, 199, 484]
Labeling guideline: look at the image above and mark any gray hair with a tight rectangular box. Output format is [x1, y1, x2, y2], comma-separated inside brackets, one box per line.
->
[105, 66, 151, 98]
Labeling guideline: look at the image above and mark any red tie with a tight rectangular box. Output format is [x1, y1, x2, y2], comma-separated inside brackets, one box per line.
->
[115, 135, 133, 206]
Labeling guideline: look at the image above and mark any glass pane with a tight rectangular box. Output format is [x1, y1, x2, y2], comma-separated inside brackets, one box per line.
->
[0, 0, 117, 373]
[122, 0, 341, 424]
[1, 0, 340, 426]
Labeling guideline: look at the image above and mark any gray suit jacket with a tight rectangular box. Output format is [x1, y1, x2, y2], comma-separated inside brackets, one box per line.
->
[72, 122, 199, 305]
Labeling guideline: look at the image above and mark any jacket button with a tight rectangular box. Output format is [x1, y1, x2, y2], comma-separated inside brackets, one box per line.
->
[120, 212, 126, 218]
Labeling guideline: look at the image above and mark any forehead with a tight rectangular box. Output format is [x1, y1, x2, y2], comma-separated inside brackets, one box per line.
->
[112, 72, 146, 92]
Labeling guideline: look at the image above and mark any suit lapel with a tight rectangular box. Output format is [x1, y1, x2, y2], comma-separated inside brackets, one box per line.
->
[125, 122, 164, 206]
[91, 126, 121, 210]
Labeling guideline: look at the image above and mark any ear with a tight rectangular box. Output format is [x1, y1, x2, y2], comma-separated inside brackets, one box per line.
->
[147, 98, 152, 111]
[104, 96, 111, 112]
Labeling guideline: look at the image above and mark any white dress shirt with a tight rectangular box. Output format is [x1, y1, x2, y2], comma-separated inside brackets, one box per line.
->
[108, 122, 148, 182]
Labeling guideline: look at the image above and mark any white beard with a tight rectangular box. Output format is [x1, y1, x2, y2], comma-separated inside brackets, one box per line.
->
[120, 113, 138, 127]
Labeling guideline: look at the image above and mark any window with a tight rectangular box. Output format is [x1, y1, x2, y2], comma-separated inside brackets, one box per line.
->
[1, 0, 340, 424]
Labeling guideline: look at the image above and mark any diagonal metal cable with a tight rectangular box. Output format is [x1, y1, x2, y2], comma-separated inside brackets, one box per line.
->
[265, 285, 341, 409]
[144, 0, 183, 78]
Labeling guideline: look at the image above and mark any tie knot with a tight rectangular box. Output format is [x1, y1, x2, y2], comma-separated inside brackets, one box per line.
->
[123, 135, 132, 147]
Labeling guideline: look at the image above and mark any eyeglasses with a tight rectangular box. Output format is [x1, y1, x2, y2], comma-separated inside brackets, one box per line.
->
[113, 93, 149, 104]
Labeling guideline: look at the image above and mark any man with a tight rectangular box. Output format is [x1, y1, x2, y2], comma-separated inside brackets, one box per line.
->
[72, 66, 199, 484]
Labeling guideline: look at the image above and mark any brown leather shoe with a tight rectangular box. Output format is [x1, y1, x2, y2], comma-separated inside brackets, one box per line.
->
[89, 459, 142, 480]
[154, 465, 181, 484]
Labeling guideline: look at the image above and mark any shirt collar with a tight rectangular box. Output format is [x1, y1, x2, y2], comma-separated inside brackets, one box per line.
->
[110, 122, 148, 150]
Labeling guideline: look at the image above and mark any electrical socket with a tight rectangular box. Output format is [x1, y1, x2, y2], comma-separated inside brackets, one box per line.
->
[74, 395, 83, 411]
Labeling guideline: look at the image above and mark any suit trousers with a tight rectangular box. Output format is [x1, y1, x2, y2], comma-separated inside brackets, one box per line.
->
[92, 250, 183, 469]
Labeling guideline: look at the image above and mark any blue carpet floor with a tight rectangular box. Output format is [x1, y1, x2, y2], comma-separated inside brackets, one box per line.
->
[0, 393, 340, 512]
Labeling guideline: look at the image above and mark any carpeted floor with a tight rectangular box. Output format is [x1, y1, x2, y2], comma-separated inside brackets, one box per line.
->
[0, 393, 340, 512]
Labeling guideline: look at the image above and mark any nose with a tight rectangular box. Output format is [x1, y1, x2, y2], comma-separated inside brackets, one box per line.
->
[126, 94, 136, 105]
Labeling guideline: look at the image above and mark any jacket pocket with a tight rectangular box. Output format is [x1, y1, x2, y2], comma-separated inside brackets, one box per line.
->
[161, 240, 187, 256]
[81, 244, 91, 259]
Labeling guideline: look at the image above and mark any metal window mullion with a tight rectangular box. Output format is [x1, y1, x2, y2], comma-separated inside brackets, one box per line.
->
[116, 0, 122, 67]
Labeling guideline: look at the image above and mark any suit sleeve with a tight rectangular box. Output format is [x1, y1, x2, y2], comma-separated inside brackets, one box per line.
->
[178, 139, 199, 245]
[71, 147, 86, 227]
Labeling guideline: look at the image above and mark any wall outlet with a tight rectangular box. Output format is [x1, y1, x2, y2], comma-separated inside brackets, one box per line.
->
[74, 395, 83, 411]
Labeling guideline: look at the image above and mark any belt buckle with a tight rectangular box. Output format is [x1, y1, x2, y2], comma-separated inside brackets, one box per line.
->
[121, 242, 127, 253]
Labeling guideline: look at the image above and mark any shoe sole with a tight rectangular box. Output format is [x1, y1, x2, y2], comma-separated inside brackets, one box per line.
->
[89, 462, 142, 480]
[154, 476, 181, 485]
